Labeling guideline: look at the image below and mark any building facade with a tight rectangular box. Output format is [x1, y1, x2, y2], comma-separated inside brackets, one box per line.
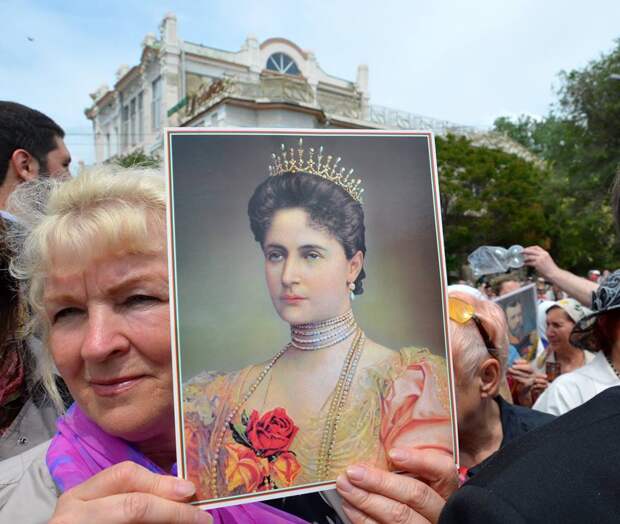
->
[86, 13, 536, 165]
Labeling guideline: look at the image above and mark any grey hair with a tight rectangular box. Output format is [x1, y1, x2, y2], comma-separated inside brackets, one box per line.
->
[448, 291, 509, 382]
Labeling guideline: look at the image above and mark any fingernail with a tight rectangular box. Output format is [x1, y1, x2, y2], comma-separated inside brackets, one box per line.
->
[346, 465, 365, 481]
[388, 448, 407, 462]
[336, 474, 354, 493]
[175, 479, 196, 497]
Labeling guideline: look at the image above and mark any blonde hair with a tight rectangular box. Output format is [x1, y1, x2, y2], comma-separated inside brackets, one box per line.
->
[449, 290, 509, 381]
[8, 165, 166, 410]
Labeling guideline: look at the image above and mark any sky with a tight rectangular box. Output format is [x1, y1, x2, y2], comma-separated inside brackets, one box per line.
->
[2, 0, 619, 170]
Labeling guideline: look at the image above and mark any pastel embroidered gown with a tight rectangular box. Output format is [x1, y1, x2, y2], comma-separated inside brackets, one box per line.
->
[183, 347, 454, 501]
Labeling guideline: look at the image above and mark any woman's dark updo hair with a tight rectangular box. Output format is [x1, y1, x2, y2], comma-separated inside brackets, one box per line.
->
[248, 173, 366, 295]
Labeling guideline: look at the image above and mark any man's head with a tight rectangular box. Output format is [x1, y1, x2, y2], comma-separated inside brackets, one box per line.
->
[505, 300, 524, 336]
[491, 274, 521, 297]
[0, 102, 70, 209]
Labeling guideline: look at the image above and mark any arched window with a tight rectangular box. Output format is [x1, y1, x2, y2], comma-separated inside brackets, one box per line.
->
[266, 52, 301, 76]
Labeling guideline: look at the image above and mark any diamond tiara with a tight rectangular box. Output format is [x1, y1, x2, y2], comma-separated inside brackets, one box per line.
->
[268, 138, 365, 203]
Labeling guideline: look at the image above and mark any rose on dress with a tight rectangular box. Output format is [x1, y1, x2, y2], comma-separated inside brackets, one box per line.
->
[224, 442, 270, 492]
[247, 407, 299, 456]
[269, 451, 302, 487]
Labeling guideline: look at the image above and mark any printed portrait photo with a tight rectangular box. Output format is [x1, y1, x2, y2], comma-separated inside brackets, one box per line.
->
[494, 284, 538, 360]
[165, 129, 456, 508]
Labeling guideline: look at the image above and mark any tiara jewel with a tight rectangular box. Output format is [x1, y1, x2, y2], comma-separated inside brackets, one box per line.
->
[268, 138, 365, 203]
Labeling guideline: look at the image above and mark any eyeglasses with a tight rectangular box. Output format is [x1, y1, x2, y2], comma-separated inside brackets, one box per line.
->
[448, 297, 498, 358]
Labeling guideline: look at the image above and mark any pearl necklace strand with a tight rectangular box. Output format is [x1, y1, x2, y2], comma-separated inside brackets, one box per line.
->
[208, 313, 365, 496]
[290, 310, 357, 351]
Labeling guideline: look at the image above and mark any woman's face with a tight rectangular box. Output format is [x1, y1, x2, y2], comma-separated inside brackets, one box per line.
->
[44, 249, 173, 446]
[546, 307, 575, 350]
[263, 207, 362, 325]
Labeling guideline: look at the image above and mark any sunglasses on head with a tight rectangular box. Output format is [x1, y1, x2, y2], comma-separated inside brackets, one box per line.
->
[448, 297, 498, 358]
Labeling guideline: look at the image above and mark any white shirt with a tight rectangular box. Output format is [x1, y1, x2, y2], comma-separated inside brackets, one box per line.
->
[533, 351, 620, 415]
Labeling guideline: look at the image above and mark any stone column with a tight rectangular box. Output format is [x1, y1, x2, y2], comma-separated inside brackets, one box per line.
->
[356, 64, 370, 120]
[160, 13, 181, 126]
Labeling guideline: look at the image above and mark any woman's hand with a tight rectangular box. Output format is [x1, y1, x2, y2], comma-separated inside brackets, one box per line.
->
[530, 373, 550, 403]
[507, 359, 537, 406]
[335, 448, 458, 524]
[50, 461, 211, 524]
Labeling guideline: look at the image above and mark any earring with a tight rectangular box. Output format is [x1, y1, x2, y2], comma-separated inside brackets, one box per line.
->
[348, 281, 356, 301]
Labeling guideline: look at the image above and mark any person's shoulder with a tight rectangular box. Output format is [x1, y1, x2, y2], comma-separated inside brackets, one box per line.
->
[449, 391, 620, 522]
[0, 440, 58, 519]
[532, 372, 586, 415]
[183, 365, 258, 426]
[398, 346, 447, 367]
[184, 366, 252, 394]
[472, 387, 620, 481]
[579, 385, 620, 418]
[1, 440, 51, 488]
[440, 484, 527, 524]
[500, 397, 553, 422]
[498, 396, 554, 435]
[364, 345, 447, 382]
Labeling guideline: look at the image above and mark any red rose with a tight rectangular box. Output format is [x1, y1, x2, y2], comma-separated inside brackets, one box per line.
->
[246, 408, 299, 456]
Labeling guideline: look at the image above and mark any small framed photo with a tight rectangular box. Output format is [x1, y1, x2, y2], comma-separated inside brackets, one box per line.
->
[494, 283, 539, 360]
[165, 129, 457, 508]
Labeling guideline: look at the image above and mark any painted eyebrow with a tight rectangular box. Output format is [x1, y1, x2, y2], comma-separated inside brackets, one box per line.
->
[299, 244, 327, 252]
[264, 243, 287, 251]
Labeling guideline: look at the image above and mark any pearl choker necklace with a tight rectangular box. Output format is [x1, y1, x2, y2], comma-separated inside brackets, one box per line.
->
[290, 310, 357, 350]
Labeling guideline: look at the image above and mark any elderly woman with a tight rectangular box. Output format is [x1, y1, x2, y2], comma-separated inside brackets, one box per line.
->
[534, 272, 620, 415]
[334, 290, 553, 522]
[0, 168, 305, 523]
[506, 298, 593, 407]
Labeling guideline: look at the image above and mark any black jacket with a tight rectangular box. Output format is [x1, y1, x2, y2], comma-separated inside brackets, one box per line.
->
[441, 386, 620, 523]
[467, 396, 554, 478]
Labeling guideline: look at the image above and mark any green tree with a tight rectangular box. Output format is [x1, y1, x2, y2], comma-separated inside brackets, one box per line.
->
[437, 134, 549, 275]
[493, 39, 620, 273]
[110, 149, 161, 168]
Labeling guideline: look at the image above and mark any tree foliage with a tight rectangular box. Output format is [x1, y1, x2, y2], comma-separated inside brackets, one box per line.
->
[492, 39, 620, 273]
[437, 134, 549, 275]
[109, 149, 161, 168]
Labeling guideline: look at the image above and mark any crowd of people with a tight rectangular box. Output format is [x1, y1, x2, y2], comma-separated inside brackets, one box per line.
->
[1, 100, 620, 523]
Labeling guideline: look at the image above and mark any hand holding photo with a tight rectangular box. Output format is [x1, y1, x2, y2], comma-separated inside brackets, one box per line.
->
[166, 129, 457, 508]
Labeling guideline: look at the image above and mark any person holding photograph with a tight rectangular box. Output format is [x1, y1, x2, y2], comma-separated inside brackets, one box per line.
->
[183, 140, 453, 500]
[0, 168, 305, 523]
[531, 298, 594, 376]
[534, 272, 620, 415]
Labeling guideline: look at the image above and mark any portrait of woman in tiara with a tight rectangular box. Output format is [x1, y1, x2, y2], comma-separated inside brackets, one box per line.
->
[178, 136, 454, 502]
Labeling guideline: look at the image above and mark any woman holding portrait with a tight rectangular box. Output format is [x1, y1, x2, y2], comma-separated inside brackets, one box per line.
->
[183, 141, 453, 500]
[0, 168, 304, 523]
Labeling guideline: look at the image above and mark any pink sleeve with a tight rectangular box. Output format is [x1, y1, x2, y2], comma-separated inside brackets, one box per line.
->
[380, 357, 454, 456]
